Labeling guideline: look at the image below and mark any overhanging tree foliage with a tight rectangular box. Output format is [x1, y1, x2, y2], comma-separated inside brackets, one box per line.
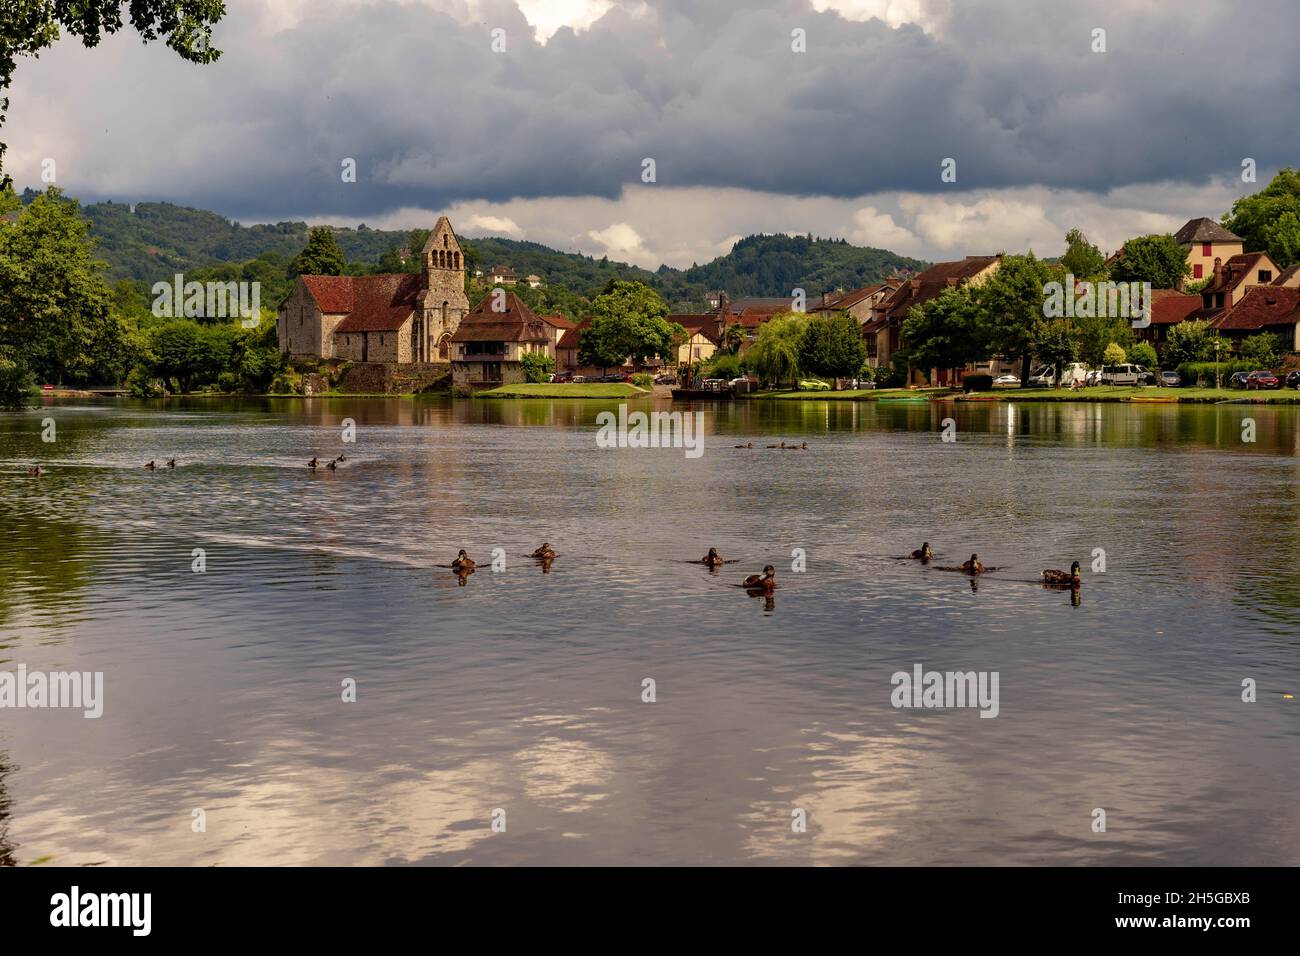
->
[0, 2, 226, 186]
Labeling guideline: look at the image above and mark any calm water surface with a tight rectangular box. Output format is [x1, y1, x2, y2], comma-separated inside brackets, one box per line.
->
[1, 395, 1297, 865]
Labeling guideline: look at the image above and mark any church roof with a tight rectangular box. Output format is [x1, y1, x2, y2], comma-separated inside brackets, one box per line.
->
[300, 273, 423, 333]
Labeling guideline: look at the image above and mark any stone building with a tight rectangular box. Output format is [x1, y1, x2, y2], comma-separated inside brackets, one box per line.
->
[277, 216, 470, 363]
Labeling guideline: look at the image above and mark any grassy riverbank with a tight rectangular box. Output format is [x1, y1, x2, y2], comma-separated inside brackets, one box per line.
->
[474, 382, 649, 398]
[746, 386, 1300, 404]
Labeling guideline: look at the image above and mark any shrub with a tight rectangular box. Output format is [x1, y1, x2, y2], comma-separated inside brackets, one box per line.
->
[962, 373, 993, 393]
[268, 368, 303, 395]
[1102, 342, 1127, 365]
[1176, 359, 1254, 387]
[519, 351, 555, 383]
[125, 365, 162, 398]
[1128, 342, 1158, 369]
[631, 372, 654, 389]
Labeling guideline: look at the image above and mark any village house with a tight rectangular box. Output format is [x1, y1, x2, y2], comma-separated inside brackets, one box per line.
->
[484, 265, 519, 286]
[1175, 218, 1244, 285]
[449, 290, 554, 388]
[1185, 251, 1285, 323]
[1208, 286, 1300, 351]
[808, 281, 901, 322]
[864, 256, 1002, 379]
[525, 274, 543, 289]
[277, 216, 469, 364]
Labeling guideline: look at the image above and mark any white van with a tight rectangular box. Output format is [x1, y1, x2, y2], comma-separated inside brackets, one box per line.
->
[1029, 362, 1089, 387]
[1100, 364, 1152, 386]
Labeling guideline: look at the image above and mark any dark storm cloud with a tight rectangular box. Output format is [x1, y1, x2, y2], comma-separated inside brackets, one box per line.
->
[7, 0, 1299, 220]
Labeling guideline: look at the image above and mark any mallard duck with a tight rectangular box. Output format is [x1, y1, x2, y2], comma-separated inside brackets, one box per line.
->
[166, 458, 176, 469]
[326, 459, 337, 471]
[743, 565, 777, 590]
[734, 442, 754, 449]
[766, 441, 787, 449]
[308, 457, 319, 469]
[785, 441, 808, 450]
[531, 542, 557, 559]
[701, 547, 724, 568]
[960, 553, 984, 574]
[336, 453, 347, 462]
[909, 542, 934, 561]
[27, 465, 42, 477]
[452, 549, 476, 571]
[1042, 561, 1081, 585]
[144, 460, 156, 470]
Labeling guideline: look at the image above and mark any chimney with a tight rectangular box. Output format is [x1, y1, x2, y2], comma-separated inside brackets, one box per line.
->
[1214, 256, 1224, 285]
[910, 278, 921, 299]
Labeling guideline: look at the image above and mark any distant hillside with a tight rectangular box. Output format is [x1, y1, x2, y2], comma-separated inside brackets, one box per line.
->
[37, 193, 928, 307]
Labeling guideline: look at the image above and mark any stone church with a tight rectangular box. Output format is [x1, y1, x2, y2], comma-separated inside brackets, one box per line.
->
[277, 216, 470, 364]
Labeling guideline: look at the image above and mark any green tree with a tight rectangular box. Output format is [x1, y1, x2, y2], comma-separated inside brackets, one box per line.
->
[1031, 319, 1078, 386]
[1239, 332, 1283, 368]
[1222, 168, 1300, 268]
[1061, 228, 1106, 279]
[291, 227, 346, 277]
[1111, 234, 1190, 289]
[746, 313, 807, 386]
[0, 2, 226, 186]
[723, 322, 745, 354]
[1073, 314, 1134, 367]
[519, 350, 555, 383]
[1102, 342, 1127, 366]
[978, 253, 1052, 384]
[1163, 319, 1216, 368]
[902, 286, 983, 381]
[799, 313, 866, 386]
[1128, 341, 1158, 369]
[0, 186, 117, 396]
[149, 319, 203, 392]
[580, 280, 678, 372]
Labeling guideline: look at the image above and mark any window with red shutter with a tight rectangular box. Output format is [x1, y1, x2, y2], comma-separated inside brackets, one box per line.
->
[1193, 264, 1203, 278]
[1202, 243, 1212, 257]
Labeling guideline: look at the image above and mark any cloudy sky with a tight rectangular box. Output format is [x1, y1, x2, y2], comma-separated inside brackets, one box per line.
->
[6, 0, 1297, 268]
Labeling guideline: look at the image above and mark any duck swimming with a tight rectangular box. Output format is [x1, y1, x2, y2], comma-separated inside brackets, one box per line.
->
[909, 542, 934, 561]
[742, 565, 777, 591]
[701, 547, 725, 568]
[144, 460, 156, 470]
[452, 549, 476, 571]
[326, 459, 337, 471]
[531, 543, 557, 559]
[960, 553, 984, 574]
[166, 458, 176, 469]
[785, 441, 808, 450]
[27, 465, 42, 477]
[766, 441, 787, 449]
[336, 453, 347, 462]
[308, 457, 319, 469]
[1041, 561, 1081, 586]
[734, 442, 754, 449]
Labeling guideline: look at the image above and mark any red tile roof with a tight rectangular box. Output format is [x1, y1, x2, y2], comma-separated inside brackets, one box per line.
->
[452, 290, 552, 343]
[1209, 287, 1300, 331]
[820, 283, 891, 311]
[556, 318, 590, 350]
[539, 313, 576, 331]
[302, 273, 423, 334]
[878, 256, 1000, 322]
[1149, 289, 1201, 325]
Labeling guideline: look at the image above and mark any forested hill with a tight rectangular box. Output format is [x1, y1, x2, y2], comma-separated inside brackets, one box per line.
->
[59, 194, 928, 305]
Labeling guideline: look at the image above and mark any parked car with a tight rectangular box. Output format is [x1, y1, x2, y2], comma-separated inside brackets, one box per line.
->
[1285, 370, 1300, 390]
[798, 379, 830, 391]
[1084, 368, 1103, 386]
[1027, 364, 1055, 388]
[571, 375, 587, 383]
[653, 374, 677, 385]
[1246, 370, 1281, 390]
[1228, 371, 1249, 388]
[1160, 370, 1181, 387]
[993, 374, 1021, 387]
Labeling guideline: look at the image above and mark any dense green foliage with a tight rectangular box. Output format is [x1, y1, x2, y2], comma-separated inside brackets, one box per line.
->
[902, 286, 983, 373]
[746, 313, 808, 386]
[290, 227, 345, 277]
[1163, 319, 1218, 367]
[1223, 168, 1300, 268]
[579, 281, 680, 370]
[1060, 228, 1106, 279]
[799, 312, 866, 382]
[980, 253, 1054, 382]
[519, 350, 555, 383]
[1111, 234, 1190, 289]
[1128, 341, 1158, 369]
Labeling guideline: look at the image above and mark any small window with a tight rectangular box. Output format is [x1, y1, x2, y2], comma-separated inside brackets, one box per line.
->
[1259, 270, 1272, 282]
[1193, 263, 1203, 279]
[1202, 242, 1212, 257]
